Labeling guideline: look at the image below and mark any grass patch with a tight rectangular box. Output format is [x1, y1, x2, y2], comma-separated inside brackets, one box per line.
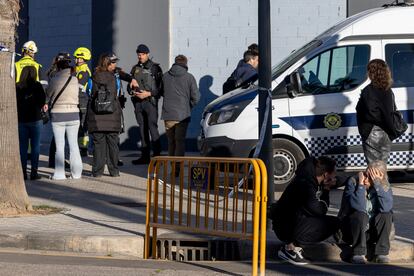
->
[32, 205, 65, 215]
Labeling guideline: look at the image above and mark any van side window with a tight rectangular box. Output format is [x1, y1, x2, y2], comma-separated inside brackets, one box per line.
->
[299, 45, 370, 95]
[385, 44, 414, 88]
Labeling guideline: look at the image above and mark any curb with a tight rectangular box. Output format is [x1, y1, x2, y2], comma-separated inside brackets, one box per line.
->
[0, 232, 144, 258]
[239, 232, 414, 262]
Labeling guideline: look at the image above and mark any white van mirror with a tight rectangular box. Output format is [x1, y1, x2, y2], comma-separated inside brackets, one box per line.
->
[286, 71, 303, 98]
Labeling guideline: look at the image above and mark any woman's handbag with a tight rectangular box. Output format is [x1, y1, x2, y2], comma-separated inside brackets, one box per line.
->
[390, 93, 408, 141]
[391, 110, 408, 140]
[40, 109, 49, 124]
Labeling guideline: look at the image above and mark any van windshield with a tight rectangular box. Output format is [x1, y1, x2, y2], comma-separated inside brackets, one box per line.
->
[271, 40, 322, 80]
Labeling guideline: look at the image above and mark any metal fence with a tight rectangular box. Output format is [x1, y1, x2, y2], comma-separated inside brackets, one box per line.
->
[145, 156, 268, 276]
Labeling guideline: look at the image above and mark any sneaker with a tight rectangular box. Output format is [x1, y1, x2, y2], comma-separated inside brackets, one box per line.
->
[277, 246, 308, 265]
[375, 255, 390, 264]
[117, 160, 124, 166]
[351, 255, 367, 264]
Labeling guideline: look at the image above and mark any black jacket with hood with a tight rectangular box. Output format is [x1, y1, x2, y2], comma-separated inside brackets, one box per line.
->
[271, 157, 330, 228]
[161, 63, 200, 122]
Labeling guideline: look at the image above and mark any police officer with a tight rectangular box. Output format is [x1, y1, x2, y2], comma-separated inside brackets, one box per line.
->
[74, 47, 92, 156]
[130, 44, 163, 165]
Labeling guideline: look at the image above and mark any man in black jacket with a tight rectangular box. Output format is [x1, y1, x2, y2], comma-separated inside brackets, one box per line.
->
[161, 55, 200, 157]
[271, 156, 339, 265]
[130, 44, 163, 164]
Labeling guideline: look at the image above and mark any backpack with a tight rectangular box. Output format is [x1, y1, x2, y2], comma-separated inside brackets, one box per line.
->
[93, 81, 115, 114]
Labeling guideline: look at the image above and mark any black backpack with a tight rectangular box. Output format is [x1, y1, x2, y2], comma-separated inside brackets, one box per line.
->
[93, 81, 115, 114]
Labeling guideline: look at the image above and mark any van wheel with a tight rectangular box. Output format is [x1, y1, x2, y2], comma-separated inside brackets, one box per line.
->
[272, 138, 305, 190]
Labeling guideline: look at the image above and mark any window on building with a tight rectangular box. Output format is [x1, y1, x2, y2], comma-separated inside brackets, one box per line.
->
[385, 44, 414, 88]
[299, 45, 370, 95]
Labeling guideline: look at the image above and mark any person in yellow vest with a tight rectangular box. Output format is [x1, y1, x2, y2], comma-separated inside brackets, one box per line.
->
[15, 41, 48, 180]
[74, 47, 92, 156]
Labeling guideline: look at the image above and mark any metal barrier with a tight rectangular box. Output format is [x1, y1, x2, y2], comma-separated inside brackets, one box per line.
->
[144, 156, 268, 276]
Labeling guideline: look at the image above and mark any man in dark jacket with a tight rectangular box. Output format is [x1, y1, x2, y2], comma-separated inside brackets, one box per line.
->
[223, 47, 259, 94]
[130, 44, 163, 164]
[161, 55, 200, 157]
[271, 156, 339, 265]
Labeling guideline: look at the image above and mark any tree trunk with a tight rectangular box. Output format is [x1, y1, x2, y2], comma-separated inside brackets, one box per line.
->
[0, 0, 32, 216]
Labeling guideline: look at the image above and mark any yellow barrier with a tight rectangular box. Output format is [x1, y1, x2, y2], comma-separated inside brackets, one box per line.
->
[144, 156, 268, 276]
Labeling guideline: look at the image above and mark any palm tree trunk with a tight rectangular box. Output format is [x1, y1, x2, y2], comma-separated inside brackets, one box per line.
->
[0, 0, 32, 215]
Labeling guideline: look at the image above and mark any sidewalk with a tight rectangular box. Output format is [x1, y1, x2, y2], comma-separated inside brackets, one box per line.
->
[0, 151, 414, 262]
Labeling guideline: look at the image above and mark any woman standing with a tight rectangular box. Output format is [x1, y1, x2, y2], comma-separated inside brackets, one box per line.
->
[356, 59, 399, 164]
[47, 52, 83, 179]
[87, 53, 136, 177]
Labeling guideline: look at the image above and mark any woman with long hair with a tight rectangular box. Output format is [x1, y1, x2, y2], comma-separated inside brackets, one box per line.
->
[47, 52, 83, 179]
[356, 59, 399, 164]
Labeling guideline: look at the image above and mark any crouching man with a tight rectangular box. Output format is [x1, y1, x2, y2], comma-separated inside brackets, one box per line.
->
[338, 160, 393, 264]
[271, 156, 340, 265]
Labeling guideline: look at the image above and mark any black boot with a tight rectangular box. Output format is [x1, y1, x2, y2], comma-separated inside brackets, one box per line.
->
[152, 140, 162, 157]
[132, 156, 150, 165]
[30, 169, 41, 180]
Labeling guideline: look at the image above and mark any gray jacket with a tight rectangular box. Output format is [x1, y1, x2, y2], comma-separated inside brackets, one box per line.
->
[161, 64, 200, 121]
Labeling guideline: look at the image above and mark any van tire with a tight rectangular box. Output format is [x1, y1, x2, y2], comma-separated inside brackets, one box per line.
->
[272, 138, 305, 190]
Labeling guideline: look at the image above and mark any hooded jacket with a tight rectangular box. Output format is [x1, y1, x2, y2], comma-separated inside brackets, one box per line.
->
[161, 63, 200, 121]
[272, 157, 330, 227]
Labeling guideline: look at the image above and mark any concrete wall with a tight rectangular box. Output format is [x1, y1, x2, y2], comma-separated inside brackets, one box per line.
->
[28, 0, 92, 69]
[92, 0, 169, 150]
[170, 0, 346, 140]
[347, 0, 389, 16]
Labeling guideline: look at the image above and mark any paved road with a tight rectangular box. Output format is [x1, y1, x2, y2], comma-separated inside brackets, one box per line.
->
[0, 250, 413, 276]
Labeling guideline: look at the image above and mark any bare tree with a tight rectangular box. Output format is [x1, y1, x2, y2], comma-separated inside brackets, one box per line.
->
[0, 0, 32, 215]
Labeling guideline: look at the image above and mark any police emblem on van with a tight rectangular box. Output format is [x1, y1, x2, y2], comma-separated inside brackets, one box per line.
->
[323, 113, 342, 130]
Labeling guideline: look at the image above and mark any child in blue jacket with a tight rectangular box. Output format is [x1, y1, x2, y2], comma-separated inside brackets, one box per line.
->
[338, 160, 393, 264]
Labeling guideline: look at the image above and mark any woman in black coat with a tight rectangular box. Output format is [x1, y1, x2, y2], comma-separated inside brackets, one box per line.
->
[356, 59, 398, 164]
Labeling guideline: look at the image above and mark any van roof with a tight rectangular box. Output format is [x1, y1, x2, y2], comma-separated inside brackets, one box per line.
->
[318, 6, 414, 44]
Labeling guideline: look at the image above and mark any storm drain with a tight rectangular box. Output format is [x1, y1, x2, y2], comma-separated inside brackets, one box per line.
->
[155, 234, 240, 261]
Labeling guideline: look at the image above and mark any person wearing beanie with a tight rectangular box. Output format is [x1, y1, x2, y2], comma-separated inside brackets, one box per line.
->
[161, 55, 200, 158]
[130, 44, 163, 165]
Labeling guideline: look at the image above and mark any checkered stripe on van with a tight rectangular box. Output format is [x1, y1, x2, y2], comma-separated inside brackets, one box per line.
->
[304, 133, 413, 168]
[304, 135, 362, 156]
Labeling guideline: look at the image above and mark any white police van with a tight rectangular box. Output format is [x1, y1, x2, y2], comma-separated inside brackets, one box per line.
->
[199, 4, 414, 187]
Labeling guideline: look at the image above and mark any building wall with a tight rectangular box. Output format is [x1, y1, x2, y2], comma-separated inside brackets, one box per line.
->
[92, 0, 169, 150]
[28, 0, 92, 69]
[347, 0, 389, 16]
[170, 0, 347, 139]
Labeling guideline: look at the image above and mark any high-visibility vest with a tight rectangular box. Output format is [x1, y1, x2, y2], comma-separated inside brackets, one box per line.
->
[75, 63, 92, 94]
[15, 56, 42, 83]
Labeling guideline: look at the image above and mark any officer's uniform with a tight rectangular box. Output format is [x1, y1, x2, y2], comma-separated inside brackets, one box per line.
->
[130, 59, 163, 160]
[75, 63, 92, 151]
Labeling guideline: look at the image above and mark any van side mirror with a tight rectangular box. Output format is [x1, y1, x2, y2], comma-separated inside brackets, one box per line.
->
[285, 71, 303, 98]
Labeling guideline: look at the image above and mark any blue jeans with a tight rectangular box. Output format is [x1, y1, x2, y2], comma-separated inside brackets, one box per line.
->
[18, 120, 42, 173]
[52, 120, 83, 179]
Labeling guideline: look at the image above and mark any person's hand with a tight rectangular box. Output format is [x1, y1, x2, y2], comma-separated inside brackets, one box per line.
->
[134, 90, 151, 99]
[130, 79, 138, 89]
[42, 104, 48, 112]
[367, 167, 383, 183]
[358, 171, 366, 185]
